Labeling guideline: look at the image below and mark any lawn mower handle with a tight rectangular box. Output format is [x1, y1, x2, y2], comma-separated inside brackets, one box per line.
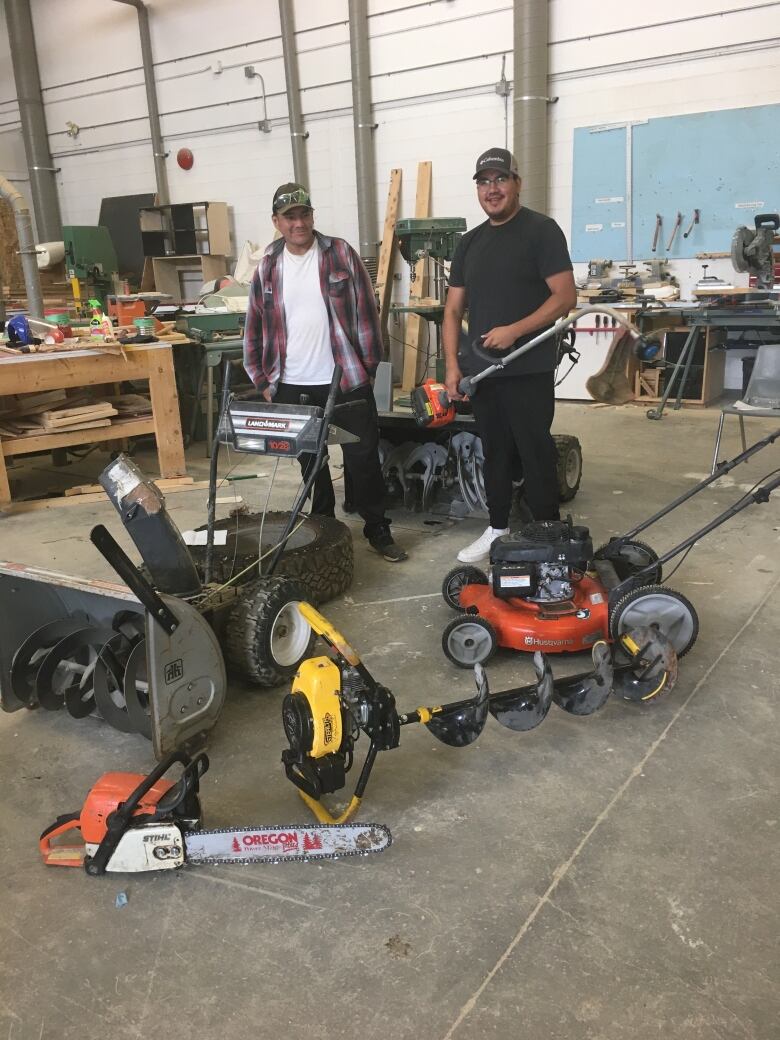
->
[458, 305, 651, 397]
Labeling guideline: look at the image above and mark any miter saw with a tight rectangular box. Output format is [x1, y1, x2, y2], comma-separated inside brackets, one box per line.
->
[731, 213, 779, 291]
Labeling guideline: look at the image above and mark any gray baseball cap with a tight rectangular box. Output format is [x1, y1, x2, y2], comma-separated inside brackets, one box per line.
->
[473, 148, 519, 179]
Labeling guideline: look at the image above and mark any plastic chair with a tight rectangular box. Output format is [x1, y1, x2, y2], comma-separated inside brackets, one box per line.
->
[711, 344, 780, 473]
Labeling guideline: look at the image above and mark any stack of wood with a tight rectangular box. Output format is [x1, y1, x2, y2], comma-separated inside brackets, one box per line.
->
[0, 390, 137, 439]
[105, 393, 152, 418]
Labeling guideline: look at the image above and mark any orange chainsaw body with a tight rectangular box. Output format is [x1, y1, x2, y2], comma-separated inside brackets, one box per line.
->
[39, 772, 175, 866]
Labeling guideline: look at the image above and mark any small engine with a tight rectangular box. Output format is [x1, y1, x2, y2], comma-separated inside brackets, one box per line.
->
[281, 657, 400, 800]
[489, 520, 593, 603]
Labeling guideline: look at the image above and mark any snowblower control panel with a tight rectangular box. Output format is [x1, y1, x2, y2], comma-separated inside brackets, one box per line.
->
[222, 401, 358, 458]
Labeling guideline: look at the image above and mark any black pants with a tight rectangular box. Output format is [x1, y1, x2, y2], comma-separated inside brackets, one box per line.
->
[273, 381, 389, 537]
[469, 371, 559, 527]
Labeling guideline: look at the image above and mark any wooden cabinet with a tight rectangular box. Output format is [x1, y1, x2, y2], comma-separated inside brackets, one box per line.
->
[139, 202, 230, 258]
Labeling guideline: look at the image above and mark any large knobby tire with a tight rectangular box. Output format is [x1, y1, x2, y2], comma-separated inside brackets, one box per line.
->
[609, 584, 699, 658]
[191, 512, 353, 605]
[553, 435, 583, 503]
[225, 575, 315, 687]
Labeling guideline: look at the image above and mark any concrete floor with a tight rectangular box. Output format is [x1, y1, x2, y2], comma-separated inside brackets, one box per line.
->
[1, 402, 778, 1040]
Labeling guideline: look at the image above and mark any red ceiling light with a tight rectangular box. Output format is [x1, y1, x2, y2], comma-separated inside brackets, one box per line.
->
[177, 148, 194, 171]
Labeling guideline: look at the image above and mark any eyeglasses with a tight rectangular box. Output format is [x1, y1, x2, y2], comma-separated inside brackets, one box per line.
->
[476, 174, 510, 188]
[274, 188, 312, 210]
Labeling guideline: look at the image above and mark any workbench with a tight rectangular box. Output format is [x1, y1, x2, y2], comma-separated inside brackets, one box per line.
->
[0, 341, 186, 507]
[632, 302, 780, 418]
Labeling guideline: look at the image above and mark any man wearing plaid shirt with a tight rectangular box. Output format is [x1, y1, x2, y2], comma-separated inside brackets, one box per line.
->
[243, 182, 407, 562]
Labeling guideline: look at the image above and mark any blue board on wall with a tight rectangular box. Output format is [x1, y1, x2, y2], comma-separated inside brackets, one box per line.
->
[571, 104, 780, 263]
[571, 124, 628, 262]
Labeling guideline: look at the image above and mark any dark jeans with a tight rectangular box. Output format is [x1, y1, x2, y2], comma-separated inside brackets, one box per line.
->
[469, 371, 560, 527]
[273, 381, 389, 537]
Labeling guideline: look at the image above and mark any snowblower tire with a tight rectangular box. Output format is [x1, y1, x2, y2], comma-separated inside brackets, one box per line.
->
[191, 512, 353, 605]
[225, 575, 315, 687]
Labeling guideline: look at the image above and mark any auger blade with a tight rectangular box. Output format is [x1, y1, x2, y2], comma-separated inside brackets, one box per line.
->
[488, 652, 553, 731]
[613, 626, 678, 704]
[425, 663, 489, 747]
[552, 641, 614, 716]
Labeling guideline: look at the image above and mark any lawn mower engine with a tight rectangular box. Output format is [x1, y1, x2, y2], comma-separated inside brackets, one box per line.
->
[490, 520, 593, 604]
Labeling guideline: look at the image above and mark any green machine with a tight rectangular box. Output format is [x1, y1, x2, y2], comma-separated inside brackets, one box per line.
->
[395, 217, 466, 267]
[63, 225, 118, 312]
[394, 217, 466, 311]
[392, 218, 467, 380]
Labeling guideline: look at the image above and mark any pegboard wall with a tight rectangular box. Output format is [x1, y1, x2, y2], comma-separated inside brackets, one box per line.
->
[571, 103, 780, 263]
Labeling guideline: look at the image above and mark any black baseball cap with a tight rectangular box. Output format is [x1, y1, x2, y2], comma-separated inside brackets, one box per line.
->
[473, 148, 519, 180]
[272, 182, 313, 214]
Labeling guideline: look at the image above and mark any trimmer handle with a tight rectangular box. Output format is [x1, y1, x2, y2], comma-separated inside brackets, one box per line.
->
[754, 213, 779, 231]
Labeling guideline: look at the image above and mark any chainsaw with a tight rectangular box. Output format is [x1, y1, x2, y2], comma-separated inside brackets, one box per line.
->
[40, 749, 391, 874]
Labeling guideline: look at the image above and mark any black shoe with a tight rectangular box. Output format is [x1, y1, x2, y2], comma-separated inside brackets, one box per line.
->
[367, 528, 408, 562]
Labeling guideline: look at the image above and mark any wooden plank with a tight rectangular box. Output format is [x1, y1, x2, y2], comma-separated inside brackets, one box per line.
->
[206, 203, 231, 256]
[0, 452, 10, 507]
[1, 418, 156, 458]
[64, 476, 194, 496]
[39, 418, 112, 434]
[375, 168, 402, 336]
[5, 479, 212, 513]
[147, 348, 186, 477]
[0, 351, 152, 396]
[401, 161, 432, 390]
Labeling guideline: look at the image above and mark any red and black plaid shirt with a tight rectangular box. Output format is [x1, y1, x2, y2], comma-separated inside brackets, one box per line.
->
[243, 231, 382, 394]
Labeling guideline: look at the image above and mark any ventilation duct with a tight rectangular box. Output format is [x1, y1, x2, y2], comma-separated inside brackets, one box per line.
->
[513, 0, 550, 214]
[348, 0, 378, 261]
[278, 0, 310, 187]
[5, 0, 62, 241]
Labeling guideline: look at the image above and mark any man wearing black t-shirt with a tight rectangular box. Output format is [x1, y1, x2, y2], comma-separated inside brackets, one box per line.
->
[443, 147, 577, 563]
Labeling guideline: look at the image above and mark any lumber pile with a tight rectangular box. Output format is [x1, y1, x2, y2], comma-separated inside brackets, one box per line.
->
[0, 390, 151, 439]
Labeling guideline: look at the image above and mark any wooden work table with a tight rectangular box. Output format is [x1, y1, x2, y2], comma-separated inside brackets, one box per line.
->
[0, 341, 186, 507]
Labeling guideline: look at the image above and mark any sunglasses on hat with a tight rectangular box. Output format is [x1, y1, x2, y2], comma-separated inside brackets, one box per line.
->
[273, 187, 312, 213]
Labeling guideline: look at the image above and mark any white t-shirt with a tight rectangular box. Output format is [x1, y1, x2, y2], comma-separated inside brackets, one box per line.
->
[281, 241, 335, 385]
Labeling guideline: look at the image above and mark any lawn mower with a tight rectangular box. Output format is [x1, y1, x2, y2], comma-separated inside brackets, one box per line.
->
[440, 427, 780, 686]
[279, 603, 677, 823]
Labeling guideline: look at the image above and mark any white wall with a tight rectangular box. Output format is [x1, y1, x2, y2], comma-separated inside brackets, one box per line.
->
[1, 0, 778, 299]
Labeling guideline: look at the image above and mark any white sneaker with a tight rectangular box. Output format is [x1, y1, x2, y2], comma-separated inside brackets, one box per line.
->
[457, 526, 509, 564]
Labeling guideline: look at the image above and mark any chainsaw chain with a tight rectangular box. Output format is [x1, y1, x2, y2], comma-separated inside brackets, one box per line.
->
[187, 823, 392, 865]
